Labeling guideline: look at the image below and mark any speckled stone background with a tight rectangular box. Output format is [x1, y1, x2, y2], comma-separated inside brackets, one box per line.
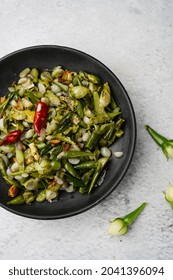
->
[0, 0, 173, 260]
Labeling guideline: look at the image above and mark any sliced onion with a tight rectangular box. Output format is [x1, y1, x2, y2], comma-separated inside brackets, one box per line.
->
[8, 87, 15, 92]
[71, 144, 81, 151]
[6, 167, 12, 175]
[50, 122, 57, 131]
[22, 98, 32, 108]
[46, 190, 57, 202]
[25, 129, 35, 139]
[0, 118, 4, 130]
[14, 176, 22, 181]
[38, 82, 46, 94]
[56, 92, 62, 97]
[46, 135, 53, 140]
[51, 84, 61, 94]
[22, 121, 30, 128]
[20, 131, 27, 141]
[82, 80, 89, 86]
[40, 128, 46, 139]
[56, 177, 64, 185]
[65, 185, 75, 193]
[78, 143, 84, 149]
[165, 185, 173, 203]
[22, 173, 29, 178]
[16, 141, 23, 150]
[100, 147, 111, 157]
[37, 103, 42, 112]
[113, 151, 124, 158]
[82, 132, 89, 142]
[41, 97, 49, 105]
[61, 181, 68, 190]
[11, 100, 17, 107]
[77, 137, 83, 142]
[11, 162, 19, 172]
[68, 158, 80, 165]
[83, 116, 90, 124]
[57, 151, 65, 160]
[18, 78, 27, 84]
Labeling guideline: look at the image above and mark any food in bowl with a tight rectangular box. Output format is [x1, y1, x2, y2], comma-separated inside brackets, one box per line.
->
[0, 66, 124, 205]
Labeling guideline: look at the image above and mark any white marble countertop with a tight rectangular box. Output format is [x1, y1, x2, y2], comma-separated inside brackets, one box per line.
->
[0, 0, 173, 260]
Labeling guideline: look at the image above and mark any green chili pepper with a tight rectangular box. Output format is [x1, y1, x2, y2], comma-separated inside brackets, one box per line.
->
[56, 135, 75, 145]
[88, 157, 109, 193]
[50, 145, 63, 160]
[0, 158, 22, 188]
[40, 143, 52, 156]
[107, 107, 121, 119]
[85, 126, 100, 150]
[7, 195, 25, 205]
[110, 96, 118, 109]
[63, 174, 85, 188]
[36, 189, 46, 202]
[108, 202, 147, 236]
[25, 91, 39, 104]
[0, 157, 7, 177]
[39, 179, 48, 189]
[107, 119, 125, 146]
[75, 161, 96, 169]
[82, 168, 95, 186]
[79, 186, 89, 194]
[63, 150, 93, 158]
[99, 122, 115, 146]
[63, 160, 81, 179]
[57, 112, 73, 133]
[76, 100, 84, 118]
[51, 161, 61, 171]
[85, 123, 112, 150]
[145, 125, 173, 158]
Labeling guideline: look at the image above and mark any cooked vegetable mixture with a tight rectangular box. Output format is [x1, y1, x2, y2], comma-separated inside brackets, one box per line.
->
[0, 66, 124, 205]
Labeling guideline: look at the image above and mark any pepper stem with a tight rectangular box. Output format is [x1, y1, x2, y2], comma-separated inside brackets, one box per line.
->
[123, 202, 147, 225]
[145, 125, 168, 147]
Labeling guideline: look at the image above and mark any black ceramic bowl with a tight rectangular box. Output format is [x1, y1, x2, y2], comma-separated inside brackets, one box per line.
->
[0, 45, 136, 219]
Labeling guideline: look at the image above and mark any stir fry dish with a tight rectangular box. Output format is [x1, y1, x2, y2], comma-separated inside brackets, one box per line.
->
[0, 66, 124, 205]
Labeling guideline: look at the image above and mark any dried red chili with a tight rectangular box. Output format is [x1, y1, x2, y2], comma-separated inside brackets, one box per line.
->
[0, 130, 23, 146]
[34, 101, 49, 136]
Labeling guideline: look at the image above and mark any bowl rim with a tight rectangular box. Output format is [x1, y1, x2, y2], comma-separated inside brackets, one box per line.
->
[0, 45, 137, 219]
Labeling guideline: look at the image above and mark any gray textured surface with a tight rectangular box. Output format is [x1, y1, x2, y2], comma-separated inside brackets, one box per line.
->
[0, 0, 173, 260]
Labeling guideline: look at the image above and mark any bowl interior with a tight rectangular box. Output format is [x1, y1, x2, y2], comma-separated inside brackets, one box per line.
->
[0, 46, 136, 219]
